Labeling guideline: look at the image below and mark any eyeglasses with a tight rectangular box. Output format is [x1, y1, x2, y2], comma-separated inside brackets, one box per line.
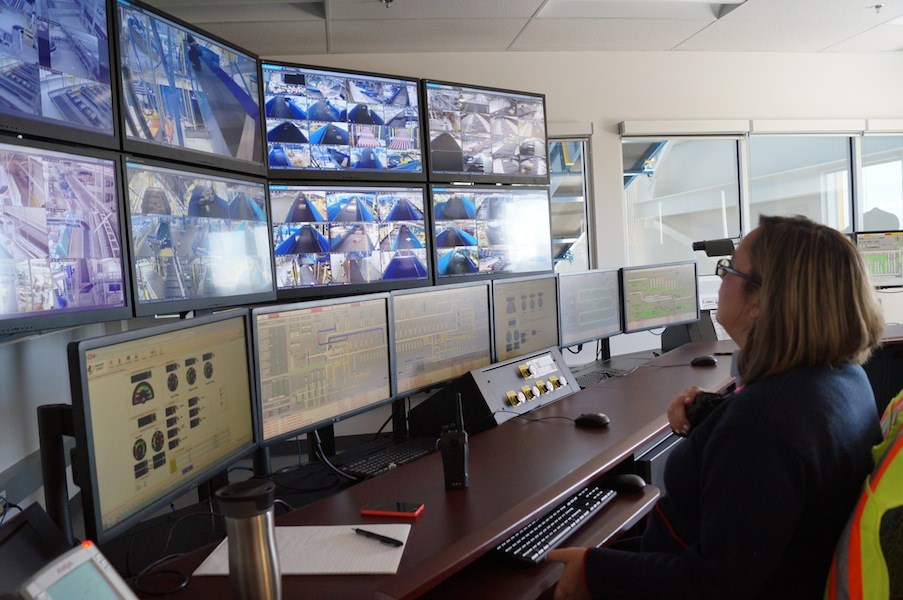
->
[715, 258, 760, 288]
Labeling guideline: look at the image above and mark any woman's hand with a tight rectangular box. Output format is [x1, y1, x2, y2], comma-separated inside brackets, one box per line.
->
[668, 386, 700, 437]
[546, 547, 591, 600]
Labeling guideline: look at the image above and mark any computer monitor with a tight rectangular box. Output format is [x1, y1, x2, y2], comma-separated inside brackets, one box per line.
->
[855, 231, 903, 288]
[423, 79, 548, 185]
[67, 309, 258, 544]
[620, 261, 700, 334]
[124, 157, 276, 316]
[0, 0, 118, 150]
[261, 62, 423, 182]
[252, 294, 392, 445]
[558, 269, 622, 348]
[0, 136, 132, 336]
[269, 182, 431, 298]
[492, 274, 559, 361]
[116, 0, 264, 175]
[431, 184, 553, 280]
[391, 281, 493, 396]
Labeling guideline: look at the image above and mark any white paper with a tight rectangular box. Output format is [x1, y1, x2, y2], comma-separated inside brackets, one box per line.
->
[194, 524, 410, 576]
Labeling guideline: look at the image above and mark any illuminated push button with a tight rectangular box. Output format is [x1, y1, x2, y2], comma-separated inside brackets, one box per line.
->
[518, 364, 531, 378]
[505, 390, 519, 406]
[558, 376, 568, 388]
[531, 385, 541, 398]
[517, 390, 527, 404]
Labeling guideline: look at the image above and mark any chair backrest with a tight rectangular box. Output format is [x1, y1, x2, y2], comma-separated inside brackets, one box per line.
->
[825, 388, 903, 600]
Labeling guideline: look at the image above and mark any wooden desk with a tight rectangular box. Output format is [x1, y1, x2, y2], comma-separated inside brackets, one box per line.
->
[141, 341, 736, 599]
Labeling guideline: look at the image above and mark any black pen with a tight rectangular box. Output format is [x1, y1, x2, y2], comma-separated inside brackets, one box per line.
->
[353, 527, 404, 547]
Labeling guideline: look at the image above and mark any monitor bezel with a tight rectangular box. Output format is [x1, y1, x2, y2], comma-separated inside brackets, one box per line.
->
[251, 293, 395, 446]
[557, 268, 624, 348]
[421, 78, 550, 186]
[0, 0, 120, 151]
[0, 134, 133, 336]
[113, 0, 266, 176]
[122, 154, 277, 317]
[389, 279, 494, 398]
[620, 260, 700, 334]
[67, 308, 259, 544]
[430, 183, 554, 285]
[853, 230, 903, 288]
[261, 60, 426, 183]
[491, 272, 560, 363]
[269, 179, 434, 301]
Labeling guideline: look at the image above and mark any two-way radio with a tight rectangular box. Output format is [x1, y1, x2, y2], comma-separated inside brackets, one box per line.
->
[439, 393, 468, 489]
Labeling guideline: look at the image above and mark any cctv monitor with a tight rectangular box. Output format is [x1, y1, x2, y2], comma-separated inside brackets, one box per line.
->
[855, 231, 903, 288]
[269, 181, 431, 298]
[116, 0, 264, 175]
[252, 294, 392, 445]
[558, 269, 622, 347]
[124, 157, 275, 316]
[391, 281, 493, 396]
[0, 0, 117, 150]
[261, 62, 423, 182]
[423, 79, 548, 185]
[0, 136, 131, 336]
[431, 184, 552, 280]
[68, 309, 258, 544]
[492, 273, 559, 361]
[620, 261, 699, 334]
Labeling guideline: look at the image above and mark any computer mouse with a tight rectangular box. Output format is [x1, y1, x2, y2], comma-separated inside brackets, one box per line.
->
[575, 412, 610, 428]
[605, 473, 647, 493]
[690, 355, 718, 367]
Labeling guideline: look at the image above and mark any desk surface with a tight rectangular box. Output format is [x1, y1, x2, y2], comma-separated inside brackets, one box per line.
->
[143, 340, 736, 600]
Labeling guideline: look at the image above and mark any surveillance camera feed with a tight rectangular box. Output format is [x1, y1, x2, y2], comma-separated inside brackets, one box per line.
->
[269, 183, 429, 291]
[117, 0, 262, 166]
[0, 0, 113, 137]
[432, 185, 552, 278]
[126, 161, 274, 315]
[261, 63, 422, 177]
[425, 81, 547, 183]
[0, 141, 126, 333]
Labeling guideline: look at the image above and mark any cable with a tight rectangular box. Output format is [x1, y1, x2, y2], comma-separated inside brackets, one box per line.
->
[0, 501, 22, 526]
[312, 430, 360, 482]
[492, 409, 576, 424]
[130, 554, 189, 596]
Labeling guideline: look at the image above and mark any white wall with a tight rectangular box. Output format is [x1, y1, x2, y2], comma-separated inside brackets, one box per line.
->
[5, 50, 903, 497]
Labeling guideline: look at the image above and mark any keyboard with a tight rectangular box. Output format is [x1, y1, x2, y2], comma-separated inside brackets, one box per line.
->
[495, 485, 617, 564]
[342, 437, 437, 479]
[575, 367, 627, 389]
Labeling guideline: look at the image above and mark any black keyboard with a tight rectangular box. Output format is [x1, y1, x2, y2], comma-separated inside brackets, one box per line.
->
[575, 367, 627, 389]
[342, 437, 437, 479]
[495, 485, 617, 564]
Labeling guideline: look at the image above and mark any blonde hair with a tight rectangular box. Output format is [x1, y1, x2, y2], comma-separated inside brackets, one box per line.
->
[739, 215, 884, 384]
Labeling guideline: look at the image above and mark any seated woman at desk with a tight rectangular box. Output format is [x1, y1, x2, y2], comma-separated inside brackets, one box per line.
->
[548, 215, 884, 599]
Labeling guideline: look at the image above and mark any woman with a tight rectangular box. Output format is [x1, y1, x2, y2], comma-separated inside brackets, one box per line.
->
[548, 215, 885, 599]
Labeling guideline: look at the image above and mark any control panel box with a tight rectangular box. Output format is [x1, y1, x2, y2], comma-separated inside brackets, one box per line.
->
[409, 346, 576, 438]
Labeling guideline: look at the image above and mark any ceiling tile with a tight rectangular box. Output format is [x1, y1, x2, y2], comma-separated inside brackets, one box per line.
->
[199, 21, 327, 55]
[823, 25, 903, 53]
[720, 0, 903, 24]
[329, 18, 528, 53]
[326, 0, 545, 20]
[675, 19, 876, 52]
[538, 0, 720, 20]
[160, 5, 323, 24]
[512, 19, 714, 51]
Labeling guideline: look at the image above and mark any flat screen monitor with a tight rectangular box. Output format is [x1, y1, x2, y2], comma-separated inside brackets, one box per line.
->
[0, 137, 131, 336]
[492, 274, 559, 361]
[252, 294, 392, 445]
[0, 0, 117, 150]
[621, 261, 700, 334]
[269, 182, 430, 298]
[68, 309, 258, 544]
[431, 184, 552, 280]
[423, 79, 548, 185]
[558, 269, 622, 347]
[116, 0, 264, 175]
[124, 157, 275, 316]
[855, 231, 903, 288]
[261, 62, 423, 182]
[391, 281, 492, 396]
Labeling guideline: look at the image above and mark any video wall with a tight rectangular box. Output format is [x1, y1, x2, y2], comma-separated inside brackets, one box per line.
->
[0, 0, 552, 336]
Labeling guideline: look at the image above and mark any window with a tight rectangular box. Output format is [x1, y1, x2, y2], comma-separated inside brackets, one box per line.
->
[622, 138, 741, 272]
[549, 138, 592, 272]
[747, 135, 852, 231]
[860, 135, 903, 232]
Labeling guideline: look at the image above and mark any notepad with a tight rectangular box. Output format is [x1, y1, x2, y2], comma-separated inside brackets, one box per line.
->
[194, 524, 411, 576]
